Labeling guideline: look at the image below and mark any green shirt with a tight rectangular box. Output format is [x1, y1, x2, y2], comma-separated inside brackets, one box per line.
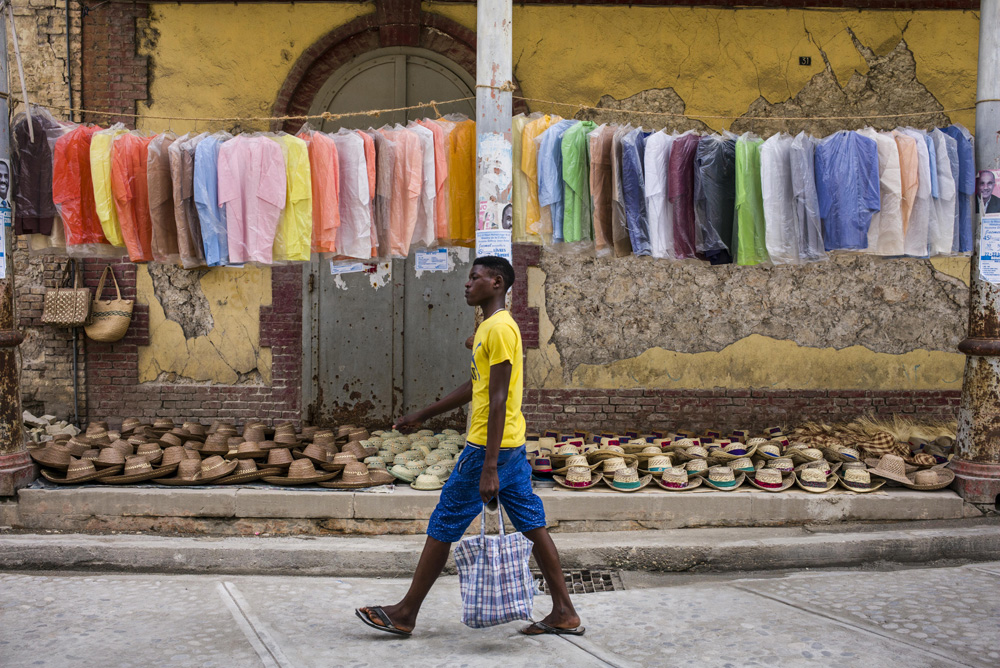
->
[735, 136, 770, 265]
[560, 120, 597, 242]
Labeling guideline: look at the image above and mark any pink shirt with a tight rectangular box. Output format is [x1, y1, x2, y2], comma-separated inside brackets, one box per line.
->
[331, 129, 372, 259]
[379, 126, 423, 258]
[417, 119, 449, 240]
[217, 135, 287, 264]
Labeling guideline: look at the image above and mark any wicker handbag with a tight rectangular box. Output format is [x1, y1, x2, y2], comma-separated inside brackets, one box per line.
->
[41, 260, 91, 328]
[84, 265, 133, 343]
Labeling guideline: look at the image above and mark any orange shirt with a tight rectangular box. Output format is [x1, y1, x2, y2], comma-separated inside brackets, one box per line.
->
[893, 131, 919, 233]
[53, 124, 107, 246]
[436, 116, 475, 243]
[110, 132, 154, 262]
[418, 119, 449, 240]
[379, 126, 423, 258]
[299, 130, 341, 253]
[359, 130, 377, 256]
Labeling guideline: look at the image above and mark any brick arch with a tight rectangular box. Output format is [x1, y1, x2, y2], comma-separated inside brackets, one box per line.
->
[271, 10, 528, 133]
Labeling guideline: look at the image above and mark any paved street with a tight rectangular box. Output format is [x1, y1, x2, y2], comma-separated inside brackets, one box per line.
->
[1, 561, 998, 668]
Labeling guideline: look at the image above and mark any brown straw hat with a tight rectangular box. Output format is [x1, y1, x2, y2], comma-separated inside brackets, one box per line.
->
[154, 459, 206, 485]
[265, 447, 294, 470]
[212, 459, 282, 485]
[294, 443, 333, 466]
[135, 443, 163, 465]
[903, 468, 956, 491]
[41, 457, 123, 484]
[228, 441, 268, 460]
[29, 443, 73, 470]
[794, 467, 837, 493]
[837, 468, 886, 493]
[243, 425, 267, 443]
[158, 445, 186, 470]
[655, 467, 703, 491]
[263, 459, 338, 485]
[319, 461, 376, 489]
[322, 452, 359, 472]
[94, 447, 126, 469]
[748, 467, 795, 492]
[120, 417, 143, 435]
[368, 468, 396, 486]
[100, 456, 173, 484]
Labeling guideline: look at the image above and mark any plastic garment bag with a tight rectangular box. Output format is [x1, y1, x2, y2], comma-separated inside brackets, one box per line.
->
[217, 134, 287, 265]
[521, 114, 559, 240]
[561, 119, 596, 244]
[588, 124, 614, 256]
[941, 125, 974, 253]
[110, 131, 155, 262]
[760, 133, 800, 264]
[621, 127, 651, 255]
[440, 114, 476, 244]
[734, 133, 769, 265]
[54, 124, 109, 248]
[930, 129, 958, 256]
[899, 128, 932, 257]
[146, 133, 181, 264]
[610, 124, 634, 256]
[892, 131, 919, 244]
[298, 126, 341, 254]
[668, 131, 700, 259]
[270, 133, 313, 262]
[644, 130, 674, 259]
[367, 129, 394, 258]
[417, 118, 450, 241]
[191, 132, 231, 266]
[693, 133, 736, 263]
[170, 132, 208, 268]
[815, 131, 880, 252]
[856, 128, 904, 256]
[90, 123, 128, 248]
[329, 129, 373, 260]
[376, 125, 421, 258]
[511, 114, 531, 242]
[537, 119, 577, 243]
[789, 132, 826, 262]
[12, 108, 61, 235]
[407, 121, 437, 248]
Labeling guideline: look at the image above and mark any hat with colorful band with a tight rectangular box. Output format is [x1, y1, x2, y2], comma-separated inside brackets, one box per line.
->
[655, 467, 703, 492]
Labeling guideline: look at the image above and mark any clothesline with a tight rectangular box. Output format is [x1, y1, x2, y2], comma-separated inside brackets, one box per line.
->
[9, 95, 975, 126]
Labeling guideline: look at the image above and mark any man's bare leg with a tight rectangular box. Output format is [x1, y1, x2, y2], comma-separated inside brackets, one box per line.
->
[523, 527, 581, 630]
[359, 536, 451, 633]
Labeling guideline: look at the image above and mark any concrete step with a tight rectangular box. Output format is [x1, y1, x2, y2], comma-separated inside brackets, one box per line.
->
[1, 518, 997, 577]
[3, 484, 976, 535]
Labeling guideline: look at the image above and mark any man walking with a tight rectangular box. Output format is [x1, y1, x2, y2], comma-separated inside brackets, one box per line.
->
[356, 256, 582, 638]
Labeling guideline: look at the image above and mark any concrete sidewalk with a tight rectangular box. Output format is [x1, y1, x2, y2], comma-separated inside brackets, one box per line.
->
[1, 517, 998, 576]
[1, 562, 997, 667]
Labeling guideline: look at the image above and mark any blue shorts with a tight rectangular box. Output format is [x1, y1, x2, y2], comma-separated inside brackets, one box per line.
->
[426, 443, 547, 543]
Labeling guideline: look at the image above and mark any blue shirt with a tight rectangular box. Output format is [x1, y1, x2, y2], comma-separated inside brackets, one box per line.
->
[537, 120, 577, 242]
[814, 131, 880, 251]
[622, 128, 652, 256]
[941, 125, 975, 253]
[194, 134, 231, 266]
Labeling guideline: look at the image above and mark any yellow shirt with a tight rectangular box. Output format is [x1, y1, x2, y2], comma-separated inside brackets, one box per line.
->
[439, 117, 476, 244]
[90, 126, 127, 247]
[468, 310, 526, 449]
[270, 134, 313, 262]
[521, 114, 560, 238]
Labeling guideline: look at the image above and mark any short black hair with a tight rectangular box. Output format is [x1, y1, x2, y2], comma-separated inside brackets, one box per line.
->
[473, 256, 515, 292]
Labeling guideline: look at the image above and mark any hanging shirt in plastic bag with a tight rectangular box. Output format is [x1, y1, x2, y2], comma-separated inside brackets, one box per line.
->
[90, 124, 128, 248]
[407, 121, 437, 248]
[589, 124, 614, 256]
[269, 134, 313, 262]
[367, 129, 393, 257]
[217, 134, 287, 265]
[789, 132, 826, 262]
[511, 114, 530, 242]
[930, 129, 958, 256]
[193, 132, 230, 266]
[561, 119, 596, 243]
[815, 131, 880, 252]
[892, 130, 918, 242]
[299, 128, 340, 254]
[644, 130, 673, 259]
[941, 125, 974, 253]
[110, 132, 155, 262]
[856, 128, 904, 256]
[668, 132, 700, 259]
[12, 109, 61, 235]
[439, 115, 475, 243]
[899, 128, 932, 257]
[610, 125, 633, 257]
[377, 126, 422, 258]
[417, 118, 450, 241]
[53, 124, 107, 247]
[760, 133, 799, 264]
[621, 127, 651, 255]
[521, 114, 559, 240]
[146, 133, 180, 264]
[537, 119, 577, 243]
[328, 130, 373, 259]
[734, 134, 769, 264]
[170, 132, 207, 268]
[360, 130, 378, 256]
[693, 133, 736, 264]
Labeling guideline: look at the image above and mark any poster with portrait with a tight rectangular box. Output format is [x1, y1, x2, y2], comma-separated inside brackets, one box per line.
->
[977, 170, 1000, 215]
[0, 159, 9, 279]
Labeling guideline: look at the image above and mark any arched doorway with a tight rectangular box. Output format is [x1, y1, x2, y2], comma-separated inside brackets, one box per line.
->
[308, 47, 475, 130]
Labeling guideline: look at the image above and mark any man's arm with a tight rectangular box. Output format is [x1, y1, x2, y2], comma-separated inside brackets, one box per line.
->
[479, 360, 511, 504]
[393, 380, 473, 431]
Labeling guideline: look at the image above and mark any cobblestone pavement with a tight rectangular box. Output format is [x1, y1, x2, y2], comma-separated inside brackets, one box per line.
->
[1, 562, 997, 667]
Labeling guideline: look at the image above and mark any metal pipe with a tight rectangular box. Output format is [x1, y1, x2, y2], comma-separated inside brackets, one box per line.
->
[66, 0, 73, 122]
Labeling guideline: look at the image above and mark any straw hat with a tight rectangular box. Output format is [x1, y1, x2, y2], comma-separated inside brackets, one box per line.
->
[823, 445, 861, 463]
[100, 456, 174, 484]
[794, 467, 837, 493]
[80, 448, 100, 463]
[228, 441, 268, 460]
[135, 443, 163, 465]
[684, 458, 709, 477]
[703, 466, 745, 491]
[604, 467, 652, 492]
[120, 417, 143, 435]
[837, 468, 886, 493]
[243, 425, 267, 443]
[655, 467, 703, 491]
[552, 454, 600, 474]
[389, 464, 416, 482]
[789, 447, 825, 464]
[41, 457, 123, 484]
[94, 447, 126, 469]
[153, 459, 206, 485]
[319, 462, 374, 489]
[553, 466, 603, 490]
[323, 452, 359, 472]
[263, 458, 338, 485]
[601, 456, 630, 476]
[866, 454, 913, 485]
[747, 467, 794, 492]
[295, 443, 333, 466]
[685, 445, 710, 460]
[640, 455, 673, 475]
[758, 443, 782, 459]
[29, 443, 73, 470]
[531, 456, 553, 474]
[194, 437, 231, 457]
[212, 459, 281, 485]
[766, 457, 795, 474]
[425, 462, 452, 481]
[794, 459, 840, 476]
[727, 457, 756, 474]
[157, 445, 187, 470]
[265, 448, 295, 470]
[409, 473, 445, 491]
[903, 468, 955, 491]
[635, 446, 666, 459]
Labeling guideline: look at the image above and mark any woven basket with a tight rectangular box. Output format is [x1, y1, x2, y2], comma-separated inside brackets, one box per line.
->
[84, 265, 133, 343]
[41, 261, 90, 327]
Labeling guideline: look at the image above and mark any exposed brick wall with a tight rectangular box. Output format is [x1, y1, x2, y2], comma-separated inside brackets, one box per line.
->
[80, 1, 149, 127]
[511, 244, 540, 349]
[82, 263, 302, 428]
[521, 388, 961, 434]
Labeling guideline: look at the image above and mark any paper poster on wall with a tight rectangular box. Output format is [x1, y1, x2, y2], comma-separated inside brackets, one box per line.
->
[414, 248, 450, 272]
[475, 229, 512, 263]
[0, 215, 6, 280]
[979, 214, 1000, 284]
[330, 261, 367, 275]
[476, 132, 512, 232]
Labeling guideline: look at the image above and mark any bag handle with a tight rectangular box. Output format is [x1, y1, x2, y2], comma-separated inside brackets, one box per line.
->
[479, 502, 505, 539]
[55, 259, 77, 292]
[94, 265, 122, 302]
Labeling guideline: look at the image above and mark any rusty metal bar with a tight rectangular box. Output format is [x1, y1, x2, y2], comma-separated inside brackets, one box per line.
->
[954, 0, 1000, 505]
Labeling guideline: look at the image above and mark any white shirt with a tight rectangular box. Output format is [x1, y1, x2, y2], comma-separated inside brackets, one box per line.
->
[857, 127, 904, 256]
[332, 129, 372, 259]
[900, 128, 932, 257]
[760, 133, 798, 263]
[930, 129, 958, 256]
[405, 122, 436, 248]
[643, 130, 674, 259]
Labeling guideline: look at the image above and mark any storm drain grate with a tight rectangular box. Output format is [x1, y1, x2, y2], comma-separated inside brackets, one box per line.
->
[532, 569, 624, 594]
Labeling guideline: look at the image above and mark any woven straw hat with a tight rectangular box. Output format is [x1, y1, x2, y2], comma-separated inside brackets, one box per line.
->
[685, 445, 710, 460]
[748, 467, 794, 492]
[553, 465, 603, 490]
[320, 461, 376, 489]
[41, 457, 122, 484]
[640, 455, 673, 475]
[425, 462, 452, 481]
[265, 448, 294, 470]
[212, 459, 281, 485]
[389, 464, 416, 482]
[794, 467, 836, 493]
[684, 458, 709, 477]
[157, 445, 186, 470]
[727, 457, 756, 473]
[100, 456, 173, 484]
[135, 443, 163, 465]
[263, 458, 338, 485]
[601, 456, 630, 475]
[605, 467, 652, 492]
[903, 468, 955, 491]
[323, 452, 359, 472]
[229, 441, 268, 460]
[794, 459, 840, 476]
[120, 417, 143, 435]
[409, 473, 445, 491]
[789, 447, 825, 465]
[295, 443, 333, 466]
[655, 467, 703, 491]
[758, 443, 782, 459]
[367, 468, 395, 486]
[154, 459, 205, 485]
[94, 447, 126, 469]
[29, 443, 73, 470]
[108, 439, 134, 457]
[837, 468, 885, 493]
[553, 454, 600, 474]
[243, 425, 267, 443]
[823, 445, 861, 463]
[704, 466, 745, 491]
[531, 456, 553, 474]
[766, 457, 795, 473]
[866, 454, 912, 484]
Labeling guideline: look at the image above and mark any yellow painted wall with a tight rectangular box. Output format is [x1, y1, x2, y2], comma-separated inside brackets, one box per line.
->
[137, 3, 977, 389]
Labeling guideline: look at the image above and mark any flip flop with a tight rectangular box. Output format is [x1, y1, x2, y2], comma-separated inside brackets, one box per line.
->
[519, 620, 586, 636]
[355, 606, 412, 637]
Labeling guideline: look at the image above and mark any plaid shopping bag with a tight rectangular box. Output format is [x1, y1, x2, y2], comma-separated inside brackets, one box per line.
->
[454, 504, 535, 629]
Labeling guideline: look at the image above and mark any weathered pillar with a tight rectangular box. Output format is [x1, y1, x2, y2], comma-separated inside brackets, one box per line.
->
[0, 7, 33, 496]
[954, 0, 1000, 506]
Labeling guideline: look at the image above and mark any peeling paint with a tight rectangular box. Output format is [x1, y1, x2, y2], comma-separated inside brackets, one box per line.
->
[369, 261, 392, 290]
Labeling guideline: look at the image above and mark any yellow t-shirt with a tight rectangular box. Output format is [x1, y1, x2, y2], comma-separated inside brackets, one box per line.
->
[270, 134, 313, 262]
[468, 310, 526, 449]
[90, 126, 127, 247]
